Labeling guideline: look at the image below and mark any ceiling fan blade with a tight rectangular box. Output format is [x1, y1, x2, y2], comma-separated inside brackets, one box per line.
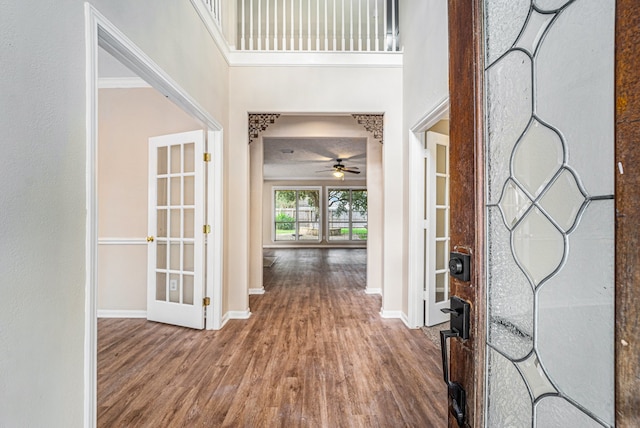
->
[343, 169, 361, 174]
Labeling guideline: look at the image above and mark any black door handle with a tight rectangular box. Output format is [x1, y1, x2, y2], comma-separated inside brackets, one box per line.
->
[440, 296, 470, 427]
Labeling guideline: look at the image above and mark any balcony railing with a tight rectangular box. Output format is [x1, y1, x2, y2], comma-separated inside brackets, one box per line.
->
[202, 0, 223, 26]
[237, 0, 399, 52]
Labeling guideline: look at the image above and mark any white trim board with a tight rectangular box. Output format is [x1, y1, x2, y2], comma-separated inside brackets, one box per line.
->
[248, 288, 265, 295]
[365, 288, 382, 295]
[98, 237, 147, 245]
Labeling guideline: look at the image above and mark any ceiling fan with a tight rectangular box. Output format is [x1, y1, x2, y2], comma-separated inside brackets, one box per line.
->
[317, 159, 360, 178]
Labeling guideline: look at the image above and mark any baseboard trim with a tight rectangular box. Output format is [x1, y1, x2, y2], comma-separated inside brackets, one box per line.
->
[97, 309, 147, 318]
[365, 288, 382, 295]
[379, 309, 403, 319]
[249, 288, 265, 295]
[222, 310, 252, 329]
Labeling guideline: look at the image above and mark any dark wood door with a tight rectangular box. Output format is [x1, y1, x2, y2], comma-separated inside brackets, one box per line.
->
[446, 0, 639, 426]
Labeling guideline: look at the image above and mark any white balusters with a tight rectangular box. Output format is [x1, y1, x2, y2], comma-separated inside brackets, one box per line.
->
[233, 0, 397, 52]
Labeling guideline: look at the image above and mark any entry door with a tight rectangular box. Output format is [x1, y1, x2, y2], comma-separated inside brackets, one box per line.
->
[425, 131, 450, 326]
[147, 130, 205, 329]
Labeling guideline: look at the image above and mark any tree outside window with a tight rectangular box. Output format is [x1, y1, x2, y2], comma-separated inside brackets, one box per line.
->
[328, 189, 367, 241]
[274, 189, 320, 241]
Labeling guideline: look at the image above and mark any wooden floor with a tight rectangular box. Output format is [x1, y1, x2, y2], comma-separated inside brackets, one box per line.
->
[98, 248, 447, 427]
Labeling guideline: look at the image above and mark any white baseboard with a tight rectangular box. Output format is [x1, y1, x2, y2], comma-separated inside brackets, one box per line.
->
[365, 288, 382, 295]
[221, 310, 252, 328]
[249, 288, 265, 295]
[97, 309, 147, 318]
[379, 309, 403, 319]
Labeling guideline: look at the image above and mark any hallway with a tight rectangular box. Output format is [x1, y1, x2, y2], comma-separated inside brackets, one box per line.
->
[98, 249, 446, 427]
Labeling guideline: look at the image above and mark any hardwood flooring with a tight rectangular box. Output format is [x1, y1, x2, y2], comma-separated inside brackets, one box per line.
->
[98, 248, 447, 427]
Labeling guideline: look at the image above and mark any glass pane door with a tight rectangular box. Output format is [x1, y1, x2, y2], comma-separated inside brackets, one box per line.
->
[148, 130, 205, 329]
[483, 1, 615, 426]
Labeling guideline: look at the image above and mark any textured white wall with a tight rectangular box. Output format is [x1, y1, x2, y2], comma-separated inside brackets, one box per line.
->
[400, 0, 450, 316]
[0, 1, 228, 426]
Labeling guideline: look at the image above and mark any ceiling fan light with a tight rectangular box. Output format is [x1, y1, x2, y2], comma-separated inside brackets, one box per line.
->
[333, 170, 344, 178]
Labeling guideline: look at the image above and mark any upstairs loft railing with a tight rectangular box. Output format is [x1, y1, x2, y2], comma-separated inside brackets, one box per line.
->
[203, 0, 223, 26]
[237, 0, 399, 52]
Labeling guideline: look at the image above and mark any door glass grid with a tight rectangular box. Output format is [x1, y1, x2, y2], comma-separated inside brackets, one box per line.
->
[483, 1, 615, 426]
[434, 137, 450, 303]
[155, 142, 196, 305]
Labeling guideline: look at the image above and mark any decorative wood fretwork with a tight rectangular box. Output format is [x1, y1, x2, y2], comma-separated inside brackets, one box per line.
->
[248, 113, 281, 143]
[352, 114, 384, 143]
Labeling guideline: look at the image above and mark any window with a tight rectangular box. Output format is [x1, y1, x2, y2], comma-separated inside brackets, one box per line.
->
[274, 188, 320, 241]
[327, 188, 368, 241]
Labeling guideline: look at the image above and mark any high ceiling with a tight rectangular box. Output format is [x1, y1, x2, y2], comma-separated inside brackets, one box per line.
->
[262, 137, 367, 181]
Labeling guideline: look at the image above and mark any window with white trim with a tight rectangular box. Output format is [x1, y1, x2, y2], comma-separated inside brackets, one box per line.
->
[327, 188, 368, 241]
[273, 188, 321, 241]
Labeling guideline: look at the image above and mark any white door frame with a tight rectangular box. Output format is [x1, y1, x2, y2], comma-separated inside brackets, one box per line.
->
[407, 97, 449, 328]
[84, 4, 224, 426]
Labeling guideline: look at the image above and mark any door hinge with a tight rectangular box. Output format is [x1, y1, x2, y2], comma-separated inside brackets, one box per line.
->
[203, 153, 211, 162]
[203, 297, 211, 307]
[203, 225, 211, 234]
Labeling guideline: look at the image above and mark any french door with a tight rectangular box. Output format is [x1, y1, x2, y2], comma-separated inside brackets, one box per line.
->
[147, 130, 206, 329]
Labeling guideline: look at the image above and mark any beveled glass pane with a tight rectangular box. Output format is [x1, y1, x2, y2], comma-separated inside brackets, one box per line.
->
[183, 142, 195, 173]
[534, 0, 573, 12]
[486, 50, 533, 204]
[535, 396, 604, 427]
[498, 180, 532, 230]
[170, 177, 181, 206]
[512, 207, 565, 286]
[170, 242, 180, 271]
[156, 272, 167, 301]
[487, 207, 534, 360]
[184, 209, 194, 239]
[484, 0, 530, 65]
[170, 144, 181, 174]
[515, 352, 557, 399]
[435, 272, 447, 303]
[436, 176, 447, 206]
[537, 200, 614, 426]
[514, 9, 555, 56]
[169, 273, 180, 303]
[539, 169, 586, 232]
[184, 176, 195, 206]
[299, 222, 320, 241]
[183, 243, 194, 272]
[436, 144, 447, 174]
[535, 0, 614, 197]
[435, 240, 446, 271]
[156, 209, 168, 238]
[170, 209, 181, 238]
[157, 178, 168, 206]
[156, 242, 167, 270]
[157, 146, 168, 175]
[183, 275, 194, 305]
[512, 120, 564, 198]
[486, 347, 531, 428]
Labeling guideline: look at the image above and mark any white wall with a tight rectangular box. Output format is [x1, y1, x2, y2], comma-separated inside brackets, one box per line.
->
[230, 65, 402, 314]
[0, 2, 228, 426]
[400, 0, 450, 317]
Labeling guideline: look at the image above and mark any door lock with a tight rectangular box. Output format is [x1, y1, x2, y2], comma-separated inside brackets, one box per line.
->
[449, 251, 471, 282]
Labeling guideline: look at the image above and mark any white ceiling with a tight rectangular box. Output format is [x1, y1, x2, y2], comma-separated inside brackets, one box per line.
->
[263, 137, 367, 180]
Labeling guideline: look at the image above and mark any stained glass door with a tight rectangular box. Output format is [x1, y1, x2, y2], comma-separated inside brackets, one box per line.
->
[147, 130, 205, 329]
[483, 1, 614, 426]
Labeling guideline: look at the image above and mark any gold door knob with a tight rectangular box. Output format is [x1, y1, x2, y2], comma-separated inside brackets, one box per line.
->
[146, 236, 154, 242]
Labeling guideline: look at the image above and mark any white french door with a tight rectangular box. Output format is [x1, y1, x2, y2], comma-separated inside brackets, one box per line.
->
[425, 131, 451, 326]
[147, 130, 206, 329]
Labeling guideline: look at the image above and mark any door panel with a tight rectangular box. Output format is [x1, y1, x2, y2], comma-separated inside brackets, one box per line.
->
[482, 0, 615, 426]
[147, 130, 205, 329]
